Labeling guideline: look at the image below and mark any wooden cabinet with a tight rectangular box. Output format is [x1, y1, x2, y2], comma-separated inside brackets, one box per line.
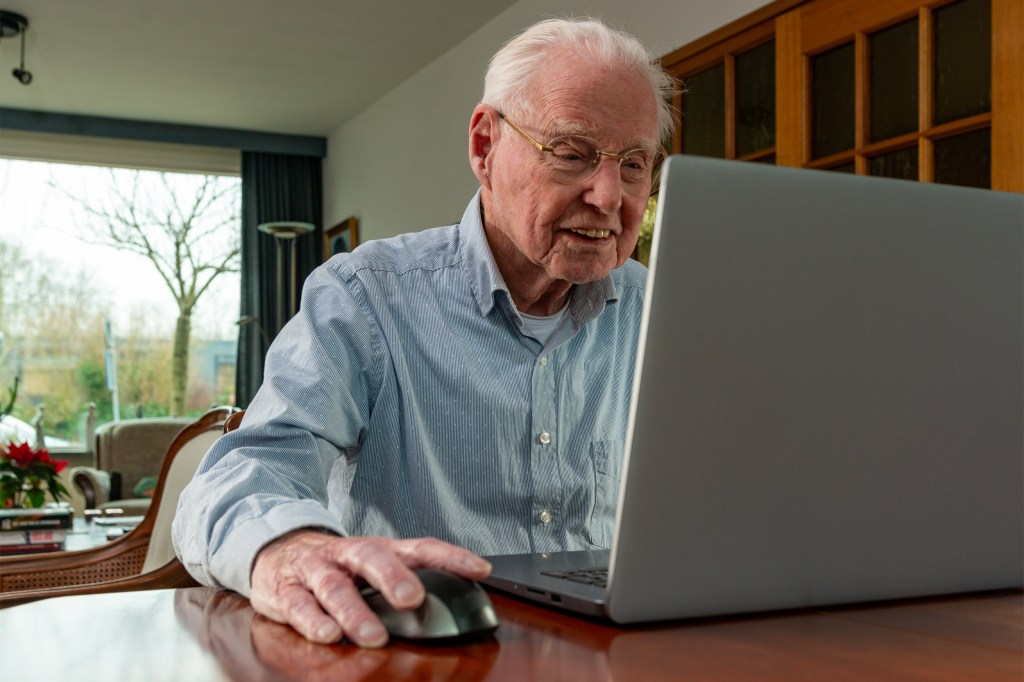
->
[662, 0, 1023, 192]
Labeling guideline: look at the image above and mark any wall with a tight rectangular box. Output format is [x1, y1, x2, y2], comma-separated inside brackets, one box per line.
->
[322, 0, 772, 241]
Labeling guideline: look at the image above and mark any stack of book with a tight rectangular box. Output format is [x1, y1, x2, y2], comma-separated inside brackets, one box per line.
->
[0, 506, 73, 555]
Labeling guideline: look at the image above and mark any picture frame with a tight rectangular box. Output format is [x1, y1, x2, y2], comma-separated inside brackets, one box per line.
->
[323, 216, 359, 262]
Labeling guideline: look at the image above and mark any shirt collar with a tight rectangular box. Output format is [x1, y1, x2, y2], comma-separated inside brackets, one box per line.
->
[459, 190, 621, 323]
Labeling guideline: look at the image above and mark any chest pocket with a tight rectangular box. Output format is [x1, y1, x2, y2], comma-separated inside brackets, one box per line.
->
[587, 440, 624, 549]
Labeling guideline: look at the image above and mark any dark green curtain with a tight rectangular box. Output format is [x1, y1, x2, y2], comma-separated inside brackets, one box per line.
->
[236, 152, 323, 408]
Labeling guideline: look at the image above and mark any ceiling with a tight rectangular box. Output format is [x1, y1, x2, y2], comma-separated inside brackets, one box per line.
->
[0, 0, 518, 138]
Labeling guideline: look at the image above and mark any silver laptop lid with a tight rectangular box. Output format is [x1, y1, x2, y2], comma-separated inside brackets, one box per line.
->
[606, 156, 1023, 623]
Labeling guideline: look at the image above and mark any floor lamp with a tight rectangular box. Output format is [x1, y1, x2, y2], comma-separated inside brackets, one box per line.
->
[257, 221, 315, 334]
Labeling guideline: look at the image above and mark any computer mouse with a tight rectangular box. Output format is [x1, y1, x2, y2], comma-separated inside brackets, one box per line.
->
[360, 568, 500, 642]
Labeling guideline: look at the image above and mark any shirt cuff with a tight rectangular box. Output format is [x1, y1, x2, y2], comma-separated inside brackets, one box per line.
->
[209, 500, 346, 596]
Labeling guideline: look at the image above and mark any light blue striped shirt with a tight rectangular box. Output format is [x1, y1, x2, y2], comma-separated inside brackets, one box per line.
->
[173, 192, 647, 594]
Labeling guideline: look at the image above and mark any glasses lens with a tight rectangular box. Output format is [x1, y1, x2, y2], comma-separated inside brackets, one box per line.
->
[545, 136, 598, 179]
[618, 150, 654, 184]
[541, 134, 658, 196]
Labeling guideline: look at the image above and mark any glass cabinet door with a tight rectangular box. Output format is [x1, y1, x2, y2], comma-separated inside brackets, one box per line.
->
[804, 0, 993, 188]
[679, 37, 777, 164]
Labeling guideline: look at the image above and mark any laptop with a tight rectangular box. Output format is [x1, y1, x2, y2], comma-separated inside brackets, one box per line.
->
[483, 155, 1024, 623]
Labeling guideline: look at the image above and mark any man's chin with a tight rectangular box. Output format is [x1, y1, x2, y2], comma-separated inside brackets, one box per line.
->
[554, 260, 616, 285]
[546, 240, 631, 283]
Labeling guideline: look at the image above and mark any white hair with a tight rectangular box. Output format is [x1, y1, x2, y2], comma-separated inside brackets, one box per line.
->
[482, 18, 677, 142]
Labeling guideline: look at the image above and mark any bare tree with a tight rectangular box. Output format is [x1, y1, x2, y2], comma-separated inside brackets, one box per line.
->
[62, 171, 240, 416]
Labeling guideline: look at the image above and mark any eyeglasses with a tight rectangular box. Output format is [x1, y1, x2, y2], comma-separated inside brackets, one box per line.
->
[498, 112, 663, 197]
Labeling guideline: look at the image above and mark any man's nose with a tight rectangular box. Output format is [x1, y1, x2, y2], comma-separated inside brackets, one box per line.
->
[583, 157, 624, 214]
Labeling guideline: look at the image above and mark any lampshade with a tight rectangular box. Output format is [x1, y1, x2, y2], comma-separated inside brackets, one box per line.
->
[257, 221, 314, 239]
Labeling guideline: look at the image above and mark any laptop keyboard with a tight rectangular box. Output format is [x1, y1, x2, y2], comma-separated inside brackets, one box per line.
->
[541, 567, 609, 588]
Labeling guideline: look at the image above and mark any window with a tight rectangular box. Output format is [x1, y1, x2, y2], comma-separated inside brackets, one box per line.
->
[0, 157, 241, 449]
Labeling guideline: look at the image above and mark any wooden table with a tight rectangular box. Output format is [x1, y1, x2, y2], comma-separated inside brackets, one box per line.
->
[0, 587, 1020, 681]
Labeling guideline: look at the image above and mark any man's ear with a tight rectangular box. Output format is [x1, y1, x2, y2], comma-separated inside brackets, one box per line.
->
[468, 105, 497, 190]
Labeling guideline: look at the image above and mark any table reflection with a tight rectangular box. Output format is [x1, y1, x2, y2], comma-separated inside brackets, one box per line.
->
[174, 588, 503, 681]
[172, 587, 624, 682]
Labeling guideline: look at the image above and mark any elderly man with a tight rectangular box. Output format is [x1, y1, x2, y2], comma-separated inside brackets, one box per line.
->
[173, 17, 675, 647]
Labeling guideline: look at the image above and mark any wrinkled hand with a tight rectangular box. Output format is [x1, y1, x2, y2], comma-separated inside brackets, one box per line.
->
[249, 530, 492, 648]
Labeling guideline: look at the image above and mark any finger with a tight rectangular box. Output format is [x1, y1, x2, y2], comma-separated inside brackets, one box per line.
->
[333, 539, 427, 610]
[391, 538, 493, 578]
[276, 583, 344, 644]
[305, 562, 389, 648]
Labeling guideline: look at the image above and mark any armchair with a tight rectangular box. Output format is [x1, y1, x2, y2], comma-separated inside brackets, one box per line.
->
[0, 406, 238, 608]
[71, 416, 191, 514]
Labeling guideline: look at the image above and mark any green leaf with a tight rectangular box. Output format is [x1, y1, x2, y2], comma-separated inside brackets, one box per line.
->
[25, 487, 46, 508]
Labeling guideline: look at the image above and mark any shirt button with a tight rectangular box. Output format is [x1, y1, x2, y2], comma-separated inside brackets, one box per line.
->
[539, 510, 552, 524]
[538, 432, 551, 445]
[539, 356, 548, 366]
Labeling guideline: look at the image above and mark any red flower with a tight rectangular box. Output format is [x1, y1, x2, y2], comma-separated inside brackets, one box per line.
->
[38, 450, 68, 473]
[4, 441, 41, 467]
[1, 441, 70, 508]
[2, 441, 67, 472]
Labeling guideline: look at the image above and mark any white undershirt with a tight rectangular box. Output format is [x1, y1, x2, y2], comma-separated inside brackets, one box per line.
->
[519, 304, 569, 345]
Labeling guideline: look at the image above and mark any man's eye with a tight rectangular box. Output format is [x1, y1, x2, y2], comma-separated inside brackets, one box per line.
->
[623, 152, 652, 171]
[551, 144, 586, 161]
[549, 138, 594, 162]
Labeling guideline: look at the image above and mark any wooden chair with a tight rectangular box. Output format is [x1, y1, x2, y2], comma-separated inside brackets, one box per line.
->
[0, 406, 238, 608]
[223, 409, 244, 433]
